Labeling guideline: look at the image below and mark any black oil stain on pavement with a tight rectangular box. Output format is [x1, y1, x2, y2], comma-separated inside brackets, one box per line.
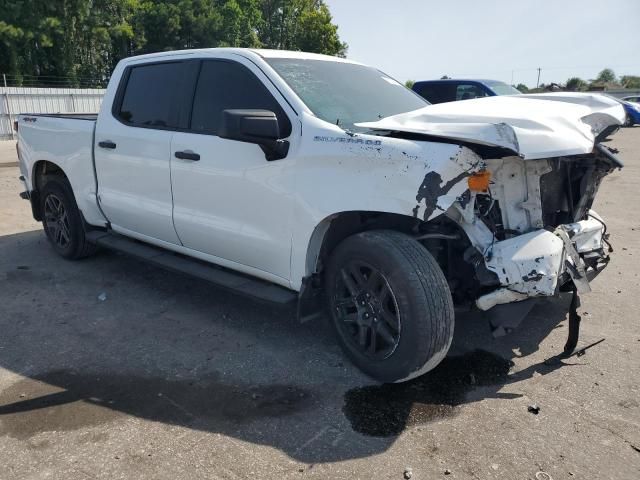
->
[343, 350, 512, 437]
[0, 371, 312, 439]
[415, 171, 469, 220]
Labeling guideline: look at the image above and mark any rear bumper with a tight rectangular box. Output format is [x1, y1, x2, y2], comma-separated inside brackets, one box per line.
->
[476, 210, 609, 310]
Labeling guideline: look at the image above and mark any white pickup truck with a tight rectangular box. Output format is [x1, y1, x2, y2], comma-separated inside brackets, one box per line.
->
[16, 48, 625, 383]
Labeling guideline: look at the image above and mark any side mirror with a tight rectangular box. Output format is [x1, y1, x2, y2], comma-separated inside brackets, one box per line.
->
[218, 109, 289, 161]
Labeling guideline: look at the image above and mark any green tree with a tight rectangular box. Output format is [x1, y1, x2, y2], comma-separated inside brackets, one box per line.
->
[515, 83, 529, 93]
[0, 0, 140, 85]
[405, 80, 415, 89]
[565, 77, 587, 91]
[620, 75, 640, 89]
[595, 68, 616, 84]
[294, 2, 345, 55]
[0, 0, 347, 86]
[259, 0, 346, 56]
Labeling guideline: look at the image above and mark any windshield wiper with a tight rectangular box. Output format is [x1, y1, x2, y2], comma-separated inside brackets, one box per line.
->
[334, 118, 357, 136]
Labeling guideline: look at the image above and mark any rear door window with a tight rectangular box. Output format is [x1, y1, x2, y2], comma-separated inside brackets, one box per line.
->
[190, 60, 292, 138]
[116, 62, 189, 129]
[456, 83, 488, 100]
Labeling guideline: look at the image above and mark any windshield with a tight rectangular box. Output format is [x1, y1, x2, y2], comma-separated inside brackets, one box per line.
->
[266, 58, 427, 131]
[484, 80, 522, 96]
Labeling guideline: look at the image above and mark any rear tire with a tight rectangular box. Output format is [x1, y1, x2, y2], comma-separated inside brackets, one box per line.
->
[40, 177, 97, 260]
[325, 230, 455, 383]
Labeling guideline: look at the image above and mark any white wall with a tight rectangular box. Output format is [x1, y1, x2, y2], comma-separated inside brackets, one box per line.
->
[0, 87, 105, 140]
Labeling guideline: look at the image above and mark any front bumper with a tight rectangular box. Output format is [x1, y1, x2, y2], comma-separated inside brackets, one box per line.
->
[476, 211, 609, 310]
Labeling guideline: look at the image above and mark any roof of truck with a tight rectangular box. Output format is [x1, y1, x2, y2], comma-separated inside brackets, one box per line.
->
[121, 48, 359, 65]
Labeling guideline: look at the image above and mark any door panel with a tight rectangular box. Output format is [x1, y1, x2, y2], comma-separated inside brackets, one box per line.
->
[169, 58, 296, 280]
[171, 133, 294, 279]
[95, 126, 178, 243]
[94, 60, 196, 244]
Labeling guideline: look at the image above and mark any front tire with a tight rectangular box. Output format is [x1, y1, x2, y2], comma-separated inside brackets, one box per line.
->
[40, 177, 97, 259]
[325, 230, 455, 383]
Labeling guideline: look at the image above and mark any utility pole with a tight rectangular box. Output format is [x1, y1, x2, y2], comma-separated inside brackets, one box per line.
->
[536, 67, 542, 89]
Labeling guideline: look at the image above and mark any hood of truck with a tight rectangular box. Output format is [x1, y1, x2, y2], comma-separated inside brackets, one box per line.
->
[356, 93, 625, 160]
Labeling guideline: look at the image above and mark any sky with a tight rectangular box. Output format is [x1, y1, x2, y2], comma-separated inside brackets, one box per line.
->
[324, 0, 640, 88]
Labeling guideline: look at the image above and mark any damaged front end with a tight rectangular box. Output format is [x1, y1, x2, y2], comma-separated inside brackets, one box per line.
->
[357, 92, 625, 343]
[448, 143, 622, 336]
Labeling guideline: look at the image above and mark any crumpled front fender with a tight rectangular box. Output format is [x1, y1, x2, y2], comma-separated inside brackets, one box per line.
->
[411, 145, 482, 222]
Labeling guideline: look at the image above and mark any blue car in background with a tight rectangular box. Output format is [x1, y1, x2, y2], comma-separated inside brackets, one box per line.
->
[601, 94, 640, 127]
[620, 98, 640, 126]
[412, 79, 521, 104]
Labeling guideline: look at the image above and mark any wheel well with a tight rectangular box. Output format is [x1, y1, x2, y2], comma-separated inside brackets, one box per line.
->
[31, 160, 69, 220]
[306, 211, 434, 276]
[298, 211, 424, 321]
[33, 160, 68, 191]
[304, 210, 490, 306]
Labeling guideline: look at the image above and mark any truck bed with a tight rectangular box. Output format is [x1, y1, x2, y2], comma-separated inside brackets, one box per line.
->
[17, 113, 107, 227]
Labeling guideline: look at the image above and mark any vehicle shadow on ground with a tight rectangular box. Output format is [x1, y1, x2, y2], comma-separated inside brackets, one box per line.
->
[0, 230, 581, 463]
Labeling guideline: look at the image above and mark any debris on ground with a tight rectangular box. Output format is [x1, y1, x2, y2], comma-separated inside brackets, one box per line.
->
[444, 468, 451, 475]
[535, 472, 553, 480]
[98, 292, 107, 301]
[403, 467, 412, 479]
[528, 404, 540, 415]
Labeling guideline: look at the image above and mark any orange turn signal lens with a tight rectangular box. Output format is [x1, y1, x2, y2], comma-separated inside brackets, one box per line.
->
[468, 171, 491, 192]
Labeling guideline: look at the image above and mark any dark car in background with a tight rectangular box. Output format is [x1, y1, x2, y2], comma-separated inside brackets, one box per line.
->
[412, 79, 521, 104]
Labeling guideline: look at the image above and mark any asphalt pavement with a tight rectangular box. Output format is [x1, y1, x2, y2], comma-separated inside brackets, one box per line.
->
[0, 129, 639, 479]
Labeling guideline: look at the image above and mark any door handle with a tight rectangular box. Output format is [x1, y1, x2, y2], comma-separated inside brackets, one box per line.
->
[175, 150, 200, 161]
[98, 140, 117, 149]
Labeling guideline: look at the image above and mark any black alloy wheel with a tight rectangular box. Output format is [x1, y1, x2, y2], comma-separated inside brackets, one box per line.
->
[332, 260, 401, 359]
[43, 193, 72, 250]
